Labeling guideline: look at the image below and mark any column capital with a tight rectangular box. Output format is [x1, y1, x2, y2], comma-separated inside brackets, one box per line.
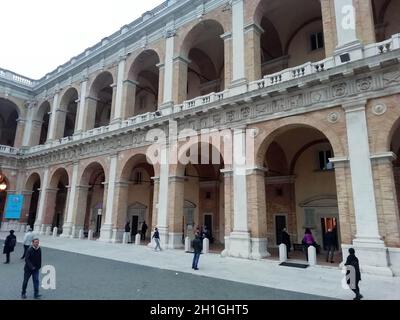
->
[342, 99, 367, 113]
[244, 23, 264, 35]
[265, 175, 296, 185]
[220, 32, 232, 41]
[164, 29, 176, 39]
[168, 175, 186, 183]
[370, 152, 397, 164]
[123, 79, 139, 86]
[173, 55, 191, 65]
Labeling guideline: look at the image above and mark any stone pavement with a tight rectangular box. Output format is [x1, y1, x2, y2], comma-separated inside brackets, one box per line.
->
[2, 232, 400, 300]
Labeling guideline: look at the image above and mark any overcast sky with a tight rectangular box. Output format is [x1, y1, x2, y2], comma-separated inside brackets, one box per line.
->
[0, 0, 164, 80]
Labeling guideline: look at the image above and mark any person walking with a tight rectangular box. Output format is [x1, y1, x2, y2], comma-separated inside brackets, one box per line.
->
[21, 236, 42, 299]
[302, 228, 316, 260]
[345, 248, 363, 300]
[21, 227, 34, 259]
[125, 222, 131, 233]
[152, 227, 162, 251]
[192, 232, 203, 270]
[141, 221, 148, 241]
[281, 228, 291, 259]
[324, 228, 336, 263]
[3, 230, 17, 264]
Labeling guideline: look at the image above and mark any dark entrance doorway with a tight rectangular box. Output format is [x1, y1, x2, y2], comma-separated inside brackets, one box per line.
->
[321, 217, 338, 249]
[275, 215, 287, 245]
[131, 216, 139, 237]
[204, 214, 213, 243]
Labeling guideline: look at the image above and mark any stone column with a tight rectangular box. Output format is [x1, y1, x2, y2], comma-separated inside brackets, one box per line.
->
[371, 152, 400, 247]
[167, 176, 185, 249]
[41, 188, 58, 226]
[244, 23, 263, 82]
[354, 0, 376, 45]
[230, 0, 247, 95]
[109, 84, 117, 123]
[157, 64, 165, 107]
[247, 167, 270, 259]
[20, 191, 33, 224]
[121, 80, 138, 119]
[47, 91, 60, 141]
[343, 100, 392, 276]
[111, 55, 127, 124]
[333, 0, 363, 64]
[74, 77, 88, 135]
[156, 145, 170, 247]
[321, 0, 338, 57]
[53, 106, 68, 139]
[221, 170, 233, 256]
[111, 181, 130, 243]
[99, 153, 118, 242]
[172, 56, 189, 105]
[229, 128, 251, 258]
[22, 101, 36, 147]
[61, 162, 79, 237]
[33, 168, 50, 231]
[14, 119, 26, 148]
[151, 177, 160, 229]
[221, 32, 232, 91]
[30, 120, 44, 146]
[162, 28, 176, 107]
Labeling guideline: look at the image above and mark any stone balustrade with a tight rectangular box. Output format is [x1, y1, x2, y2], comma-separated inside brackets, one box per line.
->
[0, 67, 36, 87]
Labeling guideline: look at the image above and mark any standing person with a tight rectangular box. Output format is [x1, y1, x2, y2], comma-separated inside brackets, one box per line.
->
[323, 228, 336, 263]
[125, 222, 131, 233]
[21, 236, 42, 299]
[281, 228, 291, 259]
[21, 227, 34, 259]
[152, 227, 162, 251]
[302, 228, 315, 260]
[3, 230, 17, 264]
[141, 221, 148, 241]
[192, 232, 203, 270]
[345, 248, 363, 300]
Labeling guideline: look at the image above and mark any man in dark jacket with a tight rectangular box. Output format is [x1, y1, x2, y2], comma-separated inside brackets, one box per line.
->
[345, 248, 363, 300]
[21, 236, 42, 299]
[192, 232, 203, 270]
[324, 228, 336, 263]
[3, 230, 17, 264]
[281, 228, 291, 259]
[141, 221, 148, 241]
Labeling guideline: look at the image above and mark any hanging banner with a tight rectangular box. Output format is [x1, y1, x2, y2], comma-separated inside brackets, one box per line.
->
[4, 194, 24, 219]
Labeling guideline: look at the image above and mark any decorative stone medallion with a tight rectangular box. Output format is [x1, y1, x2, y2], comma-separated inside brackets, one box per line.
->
[327, 112, 340, 123]
[372, 103, 387, 116]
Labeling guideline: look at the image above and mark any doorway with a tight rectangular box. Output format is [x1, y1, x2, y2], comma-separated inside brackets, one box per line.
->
[204, 214, 213, 243]
[131, 215, 139, 236]
[95, 214, 102, 237]
[320, 217, 338, 250]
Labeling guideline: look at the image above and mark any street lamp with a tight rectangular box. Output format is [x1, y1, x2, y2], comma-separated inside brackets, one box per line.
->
[0, 172, 7, 192]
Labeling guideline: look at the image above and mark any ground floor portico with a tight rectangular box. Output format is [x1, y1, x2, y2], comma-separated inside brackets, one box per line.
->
[1, 95, 400, 276]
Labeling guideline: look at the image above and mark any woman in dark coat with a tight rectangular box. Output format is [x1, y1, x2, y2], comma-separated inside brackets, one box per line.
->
[3, 230, 17, 264]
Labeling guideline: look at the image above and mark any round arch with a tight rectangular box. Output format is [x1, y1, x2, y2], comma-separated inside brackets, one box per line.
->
[0, 98, 20, 146]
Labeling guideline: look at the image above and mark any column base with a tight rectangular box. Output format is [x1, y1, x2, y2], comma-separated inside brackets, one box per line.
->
[221, 236, 230, 257]
[111, 229, 124, 243]
[342, 242, 393, 277]
[40, 224, 50, 236]
[158, 226, 169, 248]
[168, 232, 184, 249]
[60, 223, 73, 238]
[98, 224, 113, 242]
[334, 40, 363, 65]
[250, 238, 271, 260]
[70, 225, 83, 239]
[229, 78, 248, 96]
[33, 223, 42, 234]
[227, 231, 251, 259]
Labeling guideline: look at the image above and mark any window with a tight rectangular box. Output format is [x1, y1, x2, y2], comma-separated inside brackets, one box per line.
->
[310, 32, 324, 51]
[319, 150, 333, 170]
[134, 171, 143, 185]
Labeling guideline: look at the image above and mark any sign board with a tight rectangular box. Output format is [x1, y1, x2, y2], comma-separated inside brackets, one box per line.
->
[4, 194, 24, 219]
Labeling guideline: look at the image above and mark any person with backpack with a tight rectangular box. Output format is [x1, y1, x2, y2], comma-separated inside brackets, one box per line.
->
[3, 230, 17, 264]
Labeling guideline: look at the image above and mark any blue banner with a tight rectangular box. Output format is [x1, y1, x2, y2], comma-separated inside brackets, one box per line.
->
[4, 194, 24, 219]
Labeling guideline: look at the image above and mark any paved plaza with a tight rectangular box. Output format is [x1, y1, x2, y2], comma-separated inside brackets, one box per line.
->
[1, 232, 400, 300]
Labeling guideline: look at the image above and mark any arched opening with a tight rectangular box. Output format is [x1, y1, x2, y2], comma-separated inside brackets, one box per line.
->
[390, 121, 400, 224]
[128, 50, 160, 117]
[173, 142, 225, 251]
[43, 168, 69, 233]
[25, 173, 41, 229]
[58, 88, 78, 138]
[79, 163, 106, 238]
[36, 101, 51, 146]
[261, 126, 341, 264]
[0, 98, 19, 147]
[119, 154, 155, 243]
[182, 20, 225, 101]
[87, 72, 113, 130]
[373, 0, 400, 42]
[256, 0, 325, 76]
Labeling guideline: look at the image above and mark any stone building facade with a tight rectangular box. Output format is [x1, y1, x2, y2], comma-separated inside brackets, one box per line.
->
[1, 0, 400, 276]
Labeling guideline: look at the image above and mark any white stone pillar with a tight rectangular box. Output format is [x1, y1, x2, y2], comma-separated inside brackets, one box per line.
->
[230, 0, 247, 94]
[22, 101, 36, 147]
[52, 227, 58, 237]
[162, 27, 175, 105]
[99, 153, 118, 242]
[112, 55, 126, 123]
[343, 100, 392, 276]
[33, 168, 50, 231]
[156, 144, 170, 247]
[88, 230, 94, 241]
[75, 77, 88, 134]
[61, 162, 79, 238]
[135, 233, 141, 245]
[308, 246, 317, 266]
[203, 238, 210, 254]
[47, 91, 60, 141]
[185, 236, 191, 252]
[279, 244, 287, 263]
[229, 128, 251, 258]
[333, 0, 363, 63]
